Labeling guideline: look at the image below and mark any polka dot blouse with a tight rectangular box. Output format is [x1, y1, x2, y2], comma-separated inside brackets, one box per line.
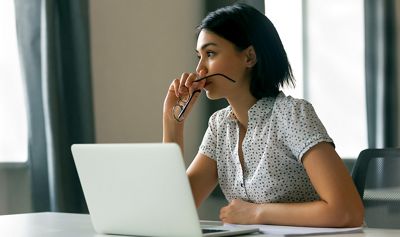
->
[199, 92, 334, 204]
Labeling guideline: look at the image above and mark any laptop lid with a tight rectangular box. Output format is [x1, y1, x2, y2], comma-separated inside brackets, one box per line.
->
[71, 143, 259, 237]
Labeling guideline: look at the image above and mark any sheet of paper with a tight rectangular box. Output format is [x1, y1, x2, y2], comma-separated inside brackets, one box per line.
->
[225, 224, 363, 236]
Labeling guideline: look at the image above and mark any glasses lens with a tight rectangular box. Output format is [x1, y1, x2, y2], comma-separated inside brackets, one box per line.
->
[173, 104, 184, 122]
[172, 89, 195, 122]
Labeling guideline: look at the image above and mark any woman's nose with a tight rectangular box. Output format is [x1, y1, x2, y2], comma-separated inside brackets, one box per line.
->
[196, 61, 208, 77]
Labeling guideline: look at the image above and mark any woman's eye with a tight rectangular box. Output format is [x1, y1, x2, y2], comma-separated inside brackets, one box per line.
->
[207, 51, 216, 57]
[196, 51, 216, 60]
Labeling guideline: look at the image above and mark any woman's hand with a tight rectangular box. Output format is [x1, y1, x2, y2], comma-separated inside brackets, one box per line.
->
[163, 72, 205, 123]
[219, 199, 260, 224]
[162, 72, 206, 151]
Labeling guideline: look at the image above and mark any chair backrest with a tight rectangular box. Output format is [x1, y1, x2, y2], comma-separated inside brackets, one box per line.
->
[352, 148, 400, 228]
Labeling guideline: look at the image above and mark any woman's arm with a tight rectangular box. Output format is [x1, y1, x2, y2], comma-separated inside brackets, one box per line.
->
[163, 74, 214, 206]
[162, 73, 205, 153]
[187, 153, 218, 208]
[220, 142, 364, 227]
[162, 115, 184, 151]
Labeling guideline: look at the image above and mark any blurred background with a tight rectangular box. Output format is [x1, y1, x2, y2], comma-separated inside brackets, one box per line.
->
[0, 0, 399, 221]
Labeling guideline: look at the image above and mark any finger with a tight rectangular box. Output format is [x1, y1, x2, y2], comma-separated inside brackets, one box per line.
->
[185, 73, 198, 93]
[186, 73, 205, 95]
[179, 73, 190, 95]
[219, 210, 230, 224]
[172, 78, 180, 98]
[219, 209, 225, 222]
[184, 73, 196, 87]
[192, 80, 206, 94]
[220, 205, 228, 215]
[189, 73, 207, 93]
[197, 69, 207, 78]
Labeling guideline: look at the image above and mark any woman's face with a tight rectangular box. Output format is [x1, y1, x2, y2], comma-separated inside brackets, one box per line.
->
[196, 30, 252, 100]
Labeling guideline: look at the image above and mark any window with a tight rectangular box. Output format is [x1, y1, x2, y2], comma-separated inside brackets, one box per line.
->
[266, 0, 367, 158]
[0, 1, 28, 162]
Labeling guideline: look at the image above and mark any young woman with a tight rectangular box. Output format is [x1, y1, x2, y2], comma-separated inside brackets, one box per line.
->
[163, 3, 364, 227]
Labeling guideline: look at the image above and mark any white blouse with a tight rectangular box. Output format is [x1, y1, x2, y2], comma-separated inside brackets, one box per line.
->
[199, 92, 334, 203]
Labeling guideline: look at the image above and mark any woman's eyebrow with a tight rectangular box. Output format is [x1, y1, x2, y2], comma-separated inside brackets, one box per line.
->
[195, 42, 218, 53]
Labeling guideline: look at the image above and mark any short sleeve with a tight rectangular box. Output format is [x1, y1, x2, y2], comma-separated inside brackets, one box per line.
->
[284, 99, 334, 162]
[198, 112, 218, 160]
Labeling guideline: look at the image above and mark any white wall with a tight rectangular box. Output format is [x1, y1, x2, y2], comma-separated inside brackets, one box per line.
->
[90, 0, 206, 165]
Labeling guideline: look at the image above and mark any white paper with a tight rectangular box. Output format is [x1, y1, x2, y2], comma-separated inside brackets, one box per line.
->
[225, 224, 363, 236]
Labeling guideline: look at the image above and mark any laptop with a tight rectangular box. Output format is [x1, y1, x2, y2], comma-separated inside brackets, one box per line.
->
[71, 143, 259, 237]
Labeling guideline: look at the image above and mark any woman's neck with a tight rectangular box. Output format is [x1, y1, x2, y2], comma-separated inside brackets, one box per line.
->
[227, 92, 257, 129]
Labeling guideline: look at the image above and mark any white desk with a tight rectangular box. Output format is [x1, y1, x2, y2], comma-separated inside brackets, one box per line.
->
[0, 212, 399, 237]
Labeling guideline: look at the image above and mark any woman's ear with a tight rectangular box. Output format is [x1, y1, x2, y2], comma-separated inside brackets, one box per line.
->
[245, 46, 257, 68]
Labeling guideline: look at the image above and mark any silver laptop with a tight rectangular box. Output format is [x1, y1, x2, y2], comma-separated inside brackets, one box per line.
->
[71, 143, 259, 237]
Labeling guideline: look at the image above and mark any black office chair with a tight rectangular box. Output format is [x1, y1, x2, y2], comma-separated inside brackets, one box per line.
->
[351, 148, 400, 228]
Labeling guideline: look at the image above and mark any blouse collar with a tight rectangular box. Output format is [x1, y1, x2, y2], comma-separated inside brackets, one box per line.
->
[226, 92, 283, 121]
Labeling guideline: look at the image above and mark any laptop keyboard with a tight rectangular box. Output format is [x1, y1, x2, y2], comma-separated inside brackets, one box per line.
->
[202, 228, 227, 234]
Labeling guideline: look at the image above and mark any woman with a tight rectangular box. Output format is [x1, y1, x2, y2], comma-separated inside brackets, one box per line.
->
[163, 3, 364, 227]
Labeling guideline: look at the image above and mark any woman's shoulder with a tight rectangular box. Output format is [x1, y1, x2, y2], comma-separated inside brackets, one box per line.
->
[271, 92, 319, 123]
[274, 92, 313, 112]
[208, 105, 233, 125]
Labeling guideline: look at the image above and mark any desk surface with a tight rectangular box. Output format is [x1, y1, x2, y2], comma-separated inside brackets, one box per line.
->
[0, 212, 399, 237]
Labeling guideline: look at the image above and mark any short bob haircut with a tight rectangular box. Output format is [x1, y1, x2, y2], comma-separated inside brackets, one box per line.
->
[197, 3, 294, 99]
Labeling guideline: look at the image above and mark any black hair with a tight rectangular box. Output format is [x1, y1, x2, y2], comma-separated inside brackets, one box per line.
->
[197, 3, 294, 99]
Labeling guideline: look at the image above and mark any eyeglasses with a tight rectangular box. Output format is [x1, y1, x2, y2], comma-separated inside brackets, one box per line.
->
[172, 73, 236, 122]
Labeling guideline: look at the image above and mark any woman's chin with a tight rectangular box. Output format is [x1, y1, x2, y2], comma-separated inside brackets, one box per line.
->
[205, 90, 223, 100]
